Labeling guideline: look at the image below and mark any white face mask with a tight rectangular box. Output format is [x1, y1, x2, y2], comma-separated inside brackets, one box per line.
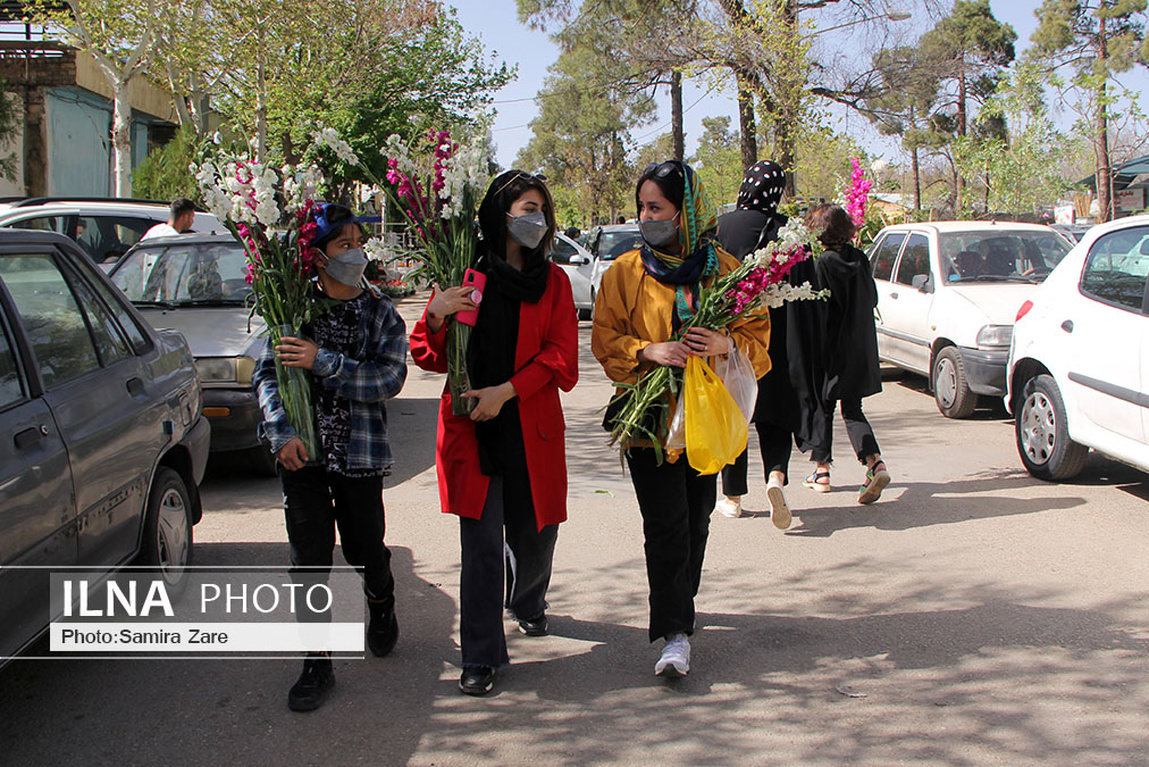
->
[324, 247, 368, 286]
[506, 211, 548, 249]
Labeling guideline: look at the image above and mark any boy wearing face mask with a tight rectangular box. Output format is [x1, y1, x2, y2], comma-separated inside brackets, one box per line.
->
[252, 203, 408, 712]
[409, 170, 578, 697]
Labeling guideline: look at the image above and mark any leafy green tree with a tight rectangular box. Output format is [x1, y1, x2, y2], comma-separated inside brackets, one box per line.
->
[953, 64, 1072, 215]
[132, 126, 203, 201]
[1032, 0, 1149, 221]
[690, 116, 742, 205]
[915, 0, 1016, 210]
[516, 40, 655, 225]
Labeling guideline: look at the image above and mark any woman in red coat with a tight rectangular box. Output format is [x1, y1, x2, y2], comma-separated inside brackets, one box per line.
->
[409, 170, 578, 697]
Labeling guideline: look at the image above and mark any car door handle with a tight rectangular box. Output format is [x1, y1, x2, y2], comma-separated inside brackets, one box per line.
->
[889, 292, 899, 299]
[126, 376, 145, 396]
[14, 426, 44, 450]
[1061, 320, 1074, 333]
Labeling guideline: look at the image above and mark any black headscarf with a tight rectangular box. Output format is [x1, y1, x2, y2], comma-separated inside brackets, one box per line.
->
[474, 170, 551, 303]
[737, 161, 786, 214]
[469, 170, 553, 479]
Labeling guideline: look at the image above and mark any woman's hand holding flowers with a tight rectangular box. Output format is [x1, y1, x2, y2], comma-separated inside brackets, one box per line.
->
[463, 382, 517, 421]
[640, 341, 691, 368]
[683, 327, 733, 357]
[426, 283, 479, 333]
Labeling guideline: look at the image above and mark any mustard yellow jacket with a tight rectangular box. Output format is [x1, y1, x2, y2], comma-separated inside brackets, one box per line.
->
[591, 248, 771, 385]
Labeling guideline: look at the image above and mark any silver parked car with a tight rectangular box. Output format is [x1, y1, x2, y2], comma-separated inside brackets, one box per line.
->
[0, 198, 222, 265]
[108, 234, 274, 474]
[552, 232, 597, 320]
[0, 229, 210, 664]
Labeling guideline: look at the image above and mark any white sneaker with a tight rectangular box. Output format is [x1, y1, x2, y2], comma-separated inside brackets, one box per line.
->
[655, 633, 691, 677]
[766, 477, 791, 530]
[714, 496, 742, 519]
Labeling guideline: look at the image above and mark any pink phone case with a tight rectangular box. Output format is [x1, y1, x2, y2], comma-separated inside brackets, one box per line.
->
[454, 269, 485, 326]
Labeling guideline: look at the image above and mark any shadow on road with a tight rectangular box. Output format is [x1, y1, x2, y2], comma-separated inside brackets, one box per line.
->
[0, 544, 457, 767]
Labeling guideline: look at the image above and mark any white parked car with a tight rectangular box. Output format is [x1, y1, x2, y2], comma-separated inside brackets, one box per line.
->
[869, 221, 1072, 417]
[1007, 214, 1149, 480]
[0, 198, 222, 265]
[552, 232, 596, 320]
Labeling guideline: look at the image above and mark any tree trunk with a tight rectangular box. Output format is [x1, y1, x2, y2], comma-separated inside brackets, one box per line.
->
[670, 70, 685, 162]
[23, 86, 47, 197]
[111, 79, 133, 197]
[735, 71, 757, 171]
[255, 60, 268, 164]
[1095, 19, 1112, 223]
[911, 146, 921, 212]
[956, 67, 967, 212]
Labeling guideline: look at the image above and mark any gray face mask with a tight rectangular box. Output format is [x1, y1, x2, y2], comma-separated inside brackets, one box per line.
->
[324, 247, 368, 286]
[506, 211, 548, 250]
[640, 215, 679, 249]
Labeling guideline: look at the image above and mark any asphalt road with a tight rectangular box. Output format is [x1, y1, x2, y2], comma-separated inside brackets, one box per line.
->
[3, 293, 1149, 766]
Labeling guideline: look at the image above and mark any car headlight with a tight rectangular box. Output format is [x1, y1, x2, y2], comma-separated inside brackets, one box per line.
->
[976, 324, 1013, 347]
[196, 356, 256, 385]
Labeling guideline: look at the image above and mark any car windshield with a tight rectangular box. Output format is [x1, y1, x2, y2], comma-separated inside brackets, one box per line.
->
[598, 229, 643, 260]
[939, 231, 1072, 285]
[110, 241, 252, 305]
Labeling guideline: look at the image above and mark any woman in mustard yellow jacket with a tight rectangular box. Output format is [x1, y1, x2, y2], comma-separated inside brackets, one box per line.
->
[592, 160, 770, 679]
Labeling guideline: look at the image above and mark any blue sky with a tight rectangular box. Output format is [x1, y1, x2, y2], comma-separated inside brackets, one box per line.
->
[450, 1, 1146, 169]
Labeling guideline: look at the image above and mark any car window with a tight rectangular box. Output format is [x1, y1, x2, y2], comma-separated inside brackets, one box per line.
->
[65, 265, 132, 366]
[1080, 226, 1149, 312]
[77, 216, 157, 264]
[598, 231, 642, 260]
[0, 255, 101, 388]
[894, 233, 930, 286]
[938, 231, 1071, 283]
[551, 237, 578, 265]
[871, 233, 905, 281]
[0, 316, 24, 408]
[87, 271, 151, 353]
[111, 241, 253, 304]
[8, 215, 66, 234]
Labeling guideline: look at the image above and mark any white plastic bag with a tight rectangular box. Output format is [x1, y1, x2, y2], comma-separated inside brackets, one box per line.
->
[715, 345, 758, 422]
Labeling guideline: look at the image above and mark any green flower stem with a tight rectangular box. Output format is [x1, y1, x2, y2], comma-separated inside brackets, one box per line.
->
[446, 319, 475, 416]
[270, 324, 319, 463]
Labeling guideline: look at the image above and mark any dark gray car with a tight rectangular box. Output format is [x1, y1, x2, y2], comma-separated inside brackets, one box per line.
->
[0, 230, 209, 664]
[108, 234, 273, 474]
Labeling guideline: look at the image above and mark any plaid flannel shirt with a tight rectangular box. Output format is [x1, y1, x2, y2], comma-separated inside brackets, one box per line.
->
[252, 291, 408, 471]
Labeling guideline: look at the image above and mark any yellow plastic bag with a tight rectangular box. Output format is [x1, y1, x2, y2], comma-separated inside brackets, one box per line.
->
[683, 356, 749, 475]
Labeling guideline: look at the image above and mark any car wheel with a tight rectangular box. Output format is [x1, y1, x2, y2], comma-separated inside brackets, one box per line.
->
[247, 445, 280, 477]
[136, 467, 193, 589]
[1015, 374, 1088, 481]
[932, 346, 977, 418]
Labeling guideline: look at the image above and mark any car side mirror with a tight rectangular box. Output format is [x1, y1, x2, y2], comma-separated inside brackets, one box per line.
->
[912, 273, 932, 292]
[568, 254, 590, 266]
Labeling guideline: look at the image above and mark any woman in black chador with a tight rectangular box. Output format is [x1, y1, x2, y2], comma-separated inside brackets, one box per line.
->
[713, 161, 828, 528]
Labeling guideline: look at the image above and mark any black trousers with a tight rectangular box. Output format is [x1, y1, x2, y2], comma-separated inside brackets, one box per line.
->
[720, 421, 798, 495]
[626, 447, 716, 642]
[811, 397, 881, 466]
[280, 465, 395, 613]
[459, 475, 559, 669]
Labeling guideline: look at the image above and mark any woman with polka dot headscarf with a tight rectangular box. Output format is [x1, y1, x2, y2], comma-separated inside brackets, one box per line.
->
[713, 161, 829, 529]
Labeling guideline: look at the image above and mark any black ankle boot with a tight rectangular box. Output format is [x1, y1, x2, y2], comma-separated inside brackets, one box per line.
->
[367, 604, 398, 657]
[288, 655, 334, 712]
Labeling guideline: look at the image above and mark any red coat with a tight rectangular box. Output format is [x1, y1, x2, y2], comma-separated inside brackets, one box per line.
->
[409, 263, 578, 530]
